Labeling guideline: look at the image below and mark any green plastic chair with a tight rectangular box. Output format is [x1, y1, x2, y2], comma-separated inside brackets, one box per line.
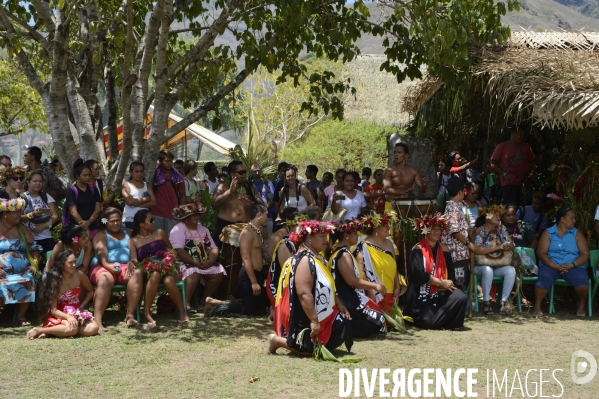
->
[139, 280, 187, 318]
[548, 254, 593, 316]
[111, 284, 142, 323]
[471, 275, 520, 312]
[515, 247, 538, 303]
[586, 249, 599, 315]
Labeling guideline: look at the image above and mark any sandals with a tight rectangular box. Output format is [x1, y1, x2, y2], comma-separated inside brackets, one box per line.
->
[499, 301, 507, 315]
[15, 318, 31, 327]
[482, 303, 493, 315]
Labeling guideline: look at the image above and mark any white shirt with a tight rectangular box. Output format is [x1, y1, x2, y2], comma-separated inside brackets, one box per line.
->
[203, 178, 220, 195]
[26, 193, 55, 241]
[338, 190, 367, 221]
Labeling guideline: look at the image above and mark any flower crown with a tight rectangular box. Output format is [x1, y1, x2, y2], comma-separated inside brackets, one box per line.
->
[285, 214, 309, 227]
[479, 204, 505, 219]
[336, 220, 362, 233]
[411, 213, 450, 235]
[360, 210, 397, 233]
[0, 197, 26, 212]
[289, 221, 336, 246]
[0, 167, 26, 185]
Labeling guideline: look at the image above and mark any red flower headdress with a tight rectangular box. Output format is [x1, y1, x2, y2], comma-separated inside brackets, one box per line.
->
[336, 219, 362, 233]
[411, 213, 450, 235]
[359, 210, 397, 234]
[289, 221, 336, 247]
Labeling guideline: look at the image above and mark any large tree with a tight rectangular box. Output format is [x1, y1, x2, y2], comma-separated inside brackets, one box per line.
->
[0, 0, 518, 182]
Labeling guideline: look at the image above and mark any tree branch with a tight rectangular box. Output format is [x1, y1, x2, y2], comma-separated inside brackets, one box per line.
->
[3, 9, 52, 53]
[164, 67, 250, 141]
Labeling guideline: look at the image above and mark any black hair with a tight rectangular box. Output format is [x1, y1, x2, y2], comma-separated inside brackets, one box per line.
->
[465, 181, 480, 192]
[26, 169, 45, 184]
[183, 160, 197, 175]
[203, 161, 216, 174]
[306, 165, 318, 175]
[0, 155, 11, 163]
[440, 156, 453, 166]
[128, 161, 145, 180]
[362, 167, 372, 176]
[38, 249, 74, 321]
[228, 160, 244, 174]
[554, 204, 573, 226]
[305, 206, 321, 221]
[395, 142, 409, 154]
[100, 207, 123, 229]
[158, 150, 174, 161]
[447, 178, 464, 197]
[72, 158, 91, 181]
[335, 168, 347, 178]
[249, 204, 267, 220]
[322, 172, 333, 180]
[374, 169, 384, 176]
[350, 171, 360, 181]
[504, 204, 518, 214]
[474, 214, 487, 228]
[27, 146, 42, 162]
[277, 162, 288, 172]
[449, 151, 459, 160]
[281, 207, 299, 221]
[131, 209, 152, 237]
[174, 159, 184, 166]
[84, 159, 98, 169]
[59, 225, 86, 245]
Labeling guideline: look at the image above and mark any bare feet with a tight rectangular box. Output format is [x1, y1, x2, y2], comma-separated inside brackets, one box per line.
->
[96, 321, 108, 333]
[27, 327, 41, 340]
[144, 313, 157, 325]
[577, 302, 586, 317]
[177, 318, 190, 327]
[204, 297, 215, 316]
[124, 315, 138, 327]
[268, 333, 278, 354]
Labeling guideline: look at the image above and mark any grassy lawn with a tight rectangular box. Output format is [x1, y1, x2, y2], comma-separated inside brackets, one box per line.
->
[1, 302, 598, 399]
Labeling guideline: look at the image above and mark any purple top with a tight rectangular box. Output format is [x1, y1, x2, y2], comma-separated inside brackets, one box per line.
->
[137, 240, 167, 260]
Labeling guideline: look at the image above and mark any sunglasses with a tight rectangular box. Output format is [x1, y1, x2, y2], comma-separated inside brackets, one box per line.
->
[235, 170, 247, 175]
[11, 176, 24, 182]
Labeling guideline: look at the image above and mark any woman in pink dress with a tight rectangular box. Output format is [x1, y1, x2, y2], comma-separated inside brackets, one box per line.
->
[27, 249, 99, 339]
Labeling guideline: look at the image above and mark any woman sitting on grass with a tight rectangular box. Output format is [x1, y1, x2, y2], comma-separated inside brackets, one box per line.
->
[269, 221, 353, 355]
[128, 209, 189, 327]
[27, 249, 99, 339]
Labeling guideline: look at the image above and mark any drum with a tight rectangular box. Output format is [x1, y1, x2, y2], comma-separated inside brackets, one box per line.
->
[389, 199, 437, 282]
[216, 223, 246, 300]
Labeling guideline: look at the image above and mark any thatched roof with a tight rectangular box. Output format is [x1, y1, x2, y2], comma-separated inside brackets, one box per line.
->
[404, 31, 599, 131]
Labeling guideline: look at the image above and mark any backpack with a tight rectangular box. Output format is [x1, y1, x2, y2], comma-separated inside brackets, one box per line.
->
[62, 184, 96, 226]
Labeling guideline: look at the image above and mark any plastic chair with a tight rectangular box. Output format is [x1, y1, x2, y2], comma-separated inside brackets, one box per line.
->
[139, 280, 187, 317]
[471, 275, 517, 312]
[589, 249, 599, 315]
[548, 265, 593, 317]
[111, 284, 142, 323]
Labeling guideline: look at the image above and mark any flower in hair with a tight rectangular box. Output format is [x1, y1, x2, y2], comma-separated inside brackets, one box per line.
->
[101, 218, 108, 225]
[337, 220, 362, 233]
[411, 213, 450, 235]
[289, 221, 336, 246]
[72, 236, 79, 244]
[479, 204, 505, 218]
[359, 210, 397, 233]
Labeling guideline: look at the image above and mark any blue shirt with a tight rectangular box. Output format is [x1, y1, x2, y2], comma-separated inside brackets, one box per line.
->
[541, 225, 579, 267]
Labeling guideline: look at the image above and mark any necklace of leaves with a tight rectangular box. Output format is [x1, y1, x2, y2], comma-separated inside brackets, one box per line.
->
[224, 177, 248, 198]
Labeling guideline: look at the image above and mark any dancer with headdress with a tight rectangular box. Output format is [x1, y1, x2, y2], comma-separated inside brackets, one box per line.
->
[269, 221, 353, 355]
[404, 214, 468, 330]
[329, 219, 386, 338]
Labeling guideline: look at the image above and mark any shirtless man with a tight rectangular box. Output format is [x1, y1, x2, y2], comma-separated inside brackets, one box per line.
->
[204, 204, 268, 316]
[383, 143, 428, 200]
[212, 160, 263, 248]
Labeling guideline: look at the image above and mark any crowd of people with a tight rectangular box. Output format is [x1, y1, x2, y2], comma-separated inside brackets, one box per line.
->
[0, 127, 596, 356]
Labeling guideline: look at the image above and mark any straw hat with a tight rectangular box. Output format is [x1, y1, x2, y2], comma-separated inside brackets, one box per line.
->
[172, 203, 207, 220]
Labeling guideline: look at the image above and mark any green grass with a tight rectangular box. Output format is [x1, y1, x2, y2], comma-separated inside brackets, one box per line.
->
[1, 303, 598, 398]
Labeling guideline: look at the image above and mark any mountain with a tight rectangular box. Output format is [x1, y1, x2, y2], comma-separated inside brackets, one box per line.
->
[554, 0, 599, 18]
[503, 0, 599, 31]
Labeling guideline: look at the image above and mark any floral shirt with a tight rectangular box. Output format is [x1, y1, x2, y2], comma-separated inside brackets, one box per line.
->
[474, 224, 513, 248]
[441, 200, 470, 262]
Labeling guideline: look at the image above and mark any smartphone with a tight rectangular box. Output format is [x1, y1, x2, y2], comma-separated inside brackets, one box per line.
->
[36, 208, 51, 214]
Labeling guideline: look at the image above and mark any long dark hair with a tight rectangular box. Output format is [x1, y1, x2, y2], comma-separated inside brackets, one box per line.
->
[59, 225, 85, 245]
[131, 209, 151, 237]
[73, 158, 91, 181]
[38, 249, 74, 321]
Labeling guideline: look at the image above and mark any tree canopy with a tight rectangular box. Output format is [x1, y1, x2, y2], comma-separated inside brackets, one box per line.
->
[0, 0, 518, 181]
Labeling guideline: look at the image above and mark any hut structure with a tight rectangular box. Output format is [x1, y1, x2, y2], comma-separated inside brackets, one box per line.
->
[403, 31, 599, 141]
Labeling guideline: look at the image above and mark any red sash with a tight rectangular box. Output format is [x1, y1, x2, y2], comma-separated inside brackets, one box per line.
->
[419, 238, 446, 296]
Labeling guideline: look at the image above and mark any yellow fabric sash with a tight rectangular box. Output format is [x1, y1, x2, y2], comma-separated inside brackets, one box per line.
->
[365, 243, 396, 293]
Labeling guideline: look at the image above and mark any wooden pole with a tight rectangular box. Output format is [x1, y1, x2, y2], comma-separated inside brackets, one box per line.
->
[184, 131, 187, 160]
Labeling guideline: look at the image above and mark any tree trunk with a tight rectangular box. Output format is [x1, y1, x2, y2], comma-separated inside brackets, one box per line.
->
[104, 64, 119, 163]
[66, 73, 102, 163]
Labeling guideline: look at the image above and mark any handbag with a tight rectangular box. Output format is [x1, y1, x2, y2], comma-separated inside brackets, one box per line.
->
[474, 228, 513, 267]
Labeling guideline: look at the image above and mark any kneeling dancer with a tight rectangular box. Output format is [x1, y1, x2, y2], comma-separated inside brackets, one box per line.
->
[269, 221, 353, 355]
[404, 214, 467, 330]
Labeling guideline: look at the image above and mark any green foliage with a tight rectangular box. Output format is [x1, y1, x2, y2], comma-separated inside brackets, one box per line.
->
[0, 60, 47, 135]
[282, 119, 394, 174]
